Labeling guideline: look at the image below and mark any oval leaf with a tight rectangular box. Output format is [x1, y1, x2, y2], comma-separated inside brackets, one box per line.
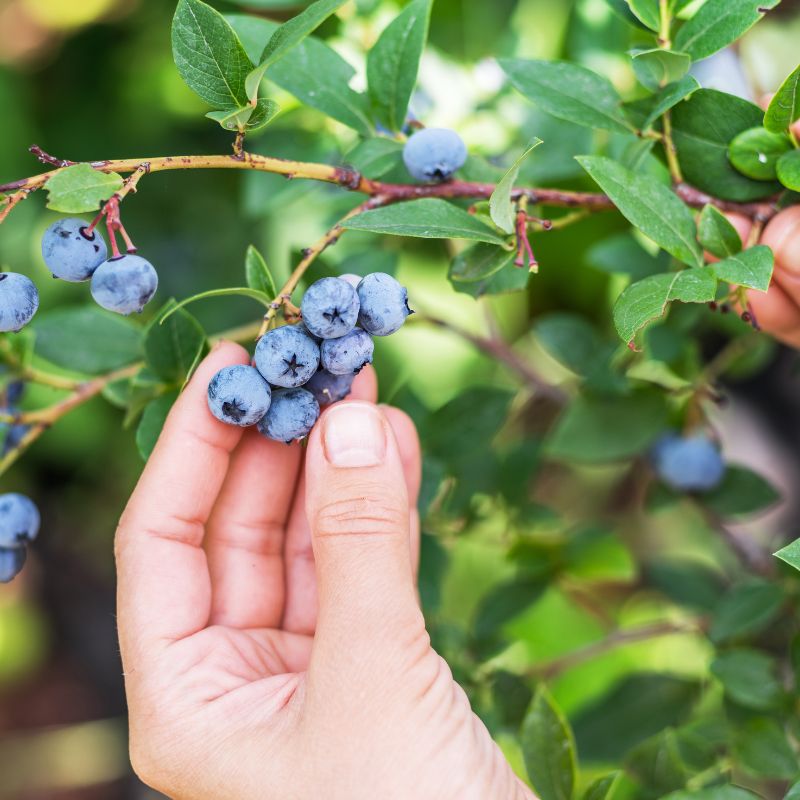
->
[45, 164, 123, 214]
[144, 302, 207, 384]
[698, 204, 743, 259]
[729, 127, 792, 181]
[710, 245, 773, 292]
[777, 149, 800, 191]
[489, 138, 542, 234]
[631, 49, 691, 91]
[245, 245, 277, 297]
[764, 63, 800, 133]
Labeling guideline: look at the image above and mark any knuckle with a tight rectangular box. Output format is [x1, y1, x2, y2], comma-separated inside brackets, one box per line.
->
[313, 487, 407, 539]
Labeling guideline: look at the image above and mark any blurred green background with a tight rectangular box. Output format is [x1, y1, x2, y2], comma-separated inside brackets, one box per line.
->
[1, 0, 800, 797]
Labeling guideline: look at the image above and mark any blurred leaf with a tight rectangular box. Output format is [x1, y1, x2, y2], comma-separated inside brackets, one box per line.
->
[572, 674, 700, 762]
[775, 538, 800, 572]
[710, 245, 774, 292]
[449, 243, 516, 283]
[245, 244, 277, 297]
[342, 199, 506, 243]
[44, 164, 123, 213]
[640, 76, 700, 130]
[627, 359, 692, 390]
[171, 0, 253, 108]
[729, 127, 792, 181]
[582, 773, 620, 800]
[345, 138, 405, 179]
[711, 649, 783, 710]
[786, 781, 800, 800]
[136, 390, 179, 460]
[162, 287, 273, 322]
[764, 64, 800, 134]
[245, 0, 348, 101]
[367, 0, 432, 131]
[632, 49, 691, 91]
[671, 90, 781, 202]
[777, 150, 800, 192]
[604, 0, 651, 29]
[646, 560, 726, 611]
[586, 232, 664, 280]
[626, 0, 660, 30]
[547, 391, 667, 463]
[521, 687, 577, 800]
[613, 269, 717, 344]
[673, 0, 780, 60]
[418, 531, 448, 612]
[702, 465, 781, 519]
[473, 575, 547, 645]
[451, 256, 530, 297]
[734, 717, 798, 779]
[577, 156, 703, 267]
[663, 787, 760, 800]
[710, 580, 785, 643]
[33, 306, 142, 374]
[698, 205, 743, 259]
[144, 302, 207, 384]
[534, 314, 605, 377]
[626, 730, 690, 798]
[499, 59, 633, 134]
[490, 138, 543, 233]
[491, 671, 534, 729]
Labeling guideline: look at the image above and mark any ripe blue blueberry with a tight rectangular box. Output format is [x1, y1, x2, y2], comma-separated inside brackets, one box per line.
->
[321, 328, 374, 375]
[207, 365, 272, 427]
[91, 254, 158, 315]
[0, 273, 39, 333]
[356, 272, 412, 336]
[257, 387, 320, 443]
[0, 546, 26, 583]
[338, 273, 362, 289]
[652, 434, 726, 492]
[402, 128, 468, 182]
[0, 492, 40, 549]
[301, 277, 360, 339]
[305, 369, 354, 406]
[41, 218, 107, 282]
[254, 324, 320, 388]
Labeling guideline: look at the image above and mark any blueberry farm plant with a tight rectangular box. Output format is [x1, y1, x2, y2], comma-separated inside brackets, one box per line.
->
[1, 0, 800, 796]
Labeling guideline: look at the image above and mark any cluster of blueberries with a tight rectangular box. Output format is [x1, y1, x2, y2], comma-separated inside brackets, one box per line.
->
[0, 492, 40, 583]
[207, 272, 411, 442]
[651, 433, 726, 493]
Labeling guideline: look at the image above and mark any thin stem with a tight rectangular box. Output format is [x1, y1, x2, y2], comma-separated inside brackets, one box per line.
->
[658, 0, 672, 47]
[0, 189, 30, 224]
[662, 111, 684, 184]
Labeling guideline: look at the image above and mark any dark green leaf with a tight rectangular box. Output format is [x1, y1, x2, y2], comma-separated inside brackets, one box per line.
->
[632, 49, 691, 91]
[586, 232, 665, 280]
[490, 138, 543, 233]
[366, 0, 433, 131]
[534, 314, 605, 377]
[702, 465, 781, 518]
[626, 730, 690, 798]
[764, 64, 800, 133]
[710, 580, 785, 643]
[521, 687, 577, 800]
[698, 205, 743, 259]
[473, 576, 546, 644]
[711, 245, 774, 292]
[674, 0, 780, 61]
[646, 560, 726, 611]
[245, 244, 277, 297]
[499, 59, 633, 135]
[729, 127, 792, 181]
[582, 773, 620, 800]
[136, 390, 179, 460]
[44, 164, 123, 214]
[144, 302, 207, 384]
[345, 138, 404, 179]
[342, 198, 507, 244]
[33, 306, 142, 374]
[777, 149, 800, 191]
[711, 649, 783, 710]
[663, 788, 760, 800]
[734, 717, 799, 779]
[449, 243, 516, 283]
[640, 75, 700, 130]
[577, 156, 703, 267]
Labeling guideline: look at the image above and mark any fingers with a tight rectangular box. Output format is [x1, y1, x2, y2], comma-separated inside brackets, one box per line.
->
[116, 342, 249, 661]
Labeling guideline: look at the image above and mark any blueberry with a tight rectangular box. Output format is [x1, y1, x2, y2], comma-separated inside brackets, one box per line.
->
[338, 273, 362, 289]
[4, 381, 24, 407]
[254, 324, 320, 388]
[0, 546, 27, 583]
[91, 254, 158, 315]
[356, 272, 412, 336]
[41, 218, 107, 282]
[402, 128, 467, 182]
[321, 328, 374, 375]
[207, 365, 272, 427]
[301, 277, 360, 339]
[0, 273, 39, 333]
[0, 493, 40, 549]
[257, 388, 320, 443]
[651, 434, 726, 492]
[305, 369, 354, 406]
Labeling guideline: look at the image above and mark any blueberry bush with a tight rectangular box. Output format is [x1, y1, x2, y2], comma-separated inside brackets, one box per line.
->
[1, 0, 800, 796]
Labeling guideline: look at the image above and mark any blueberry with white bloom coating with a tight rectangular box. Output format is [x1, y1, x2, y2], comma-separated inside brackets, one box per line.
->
[91, 254, 158, 315]
[257, 388, 320, 443]
[356, 272, 412, 336]
[651, 434, 726, 493]
[207, 365, 272, 427]
[0, 273, 39, 333]
[321, 328, 374, 375]
[305, 369, 354, 406]
[402, 128, 467, 182]
[0, 546, 27, 583]
[41, 218, 107, 282]
[0, 493, 40, 549]
[254, 324, 320, 388]
[338, 273, 362, 289]
[301, 277, 360, 339]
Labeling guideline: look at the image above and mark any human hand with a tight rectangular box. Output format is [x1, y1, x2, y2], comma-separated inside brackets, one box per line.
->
[115, 342, 531, 800]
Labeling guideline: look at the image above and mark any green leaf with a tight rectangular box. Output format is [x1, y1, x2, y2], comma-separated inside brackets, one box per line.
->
[626, 731, 690, 798]
[698, 205, 743, 259]
[671, 89, 782, 202]
[786, 781, 800, 800]
[777, 149, 800, 191]
[144, 302, 207, 384]
[764, 64, 800, 133]
[702, 465, 781, 518]
[450, 250, 529, 297]
[499, 59, 633, 135]
[711, 245, 774, 292]
[44, 164, 123, 214]
[136, 390, 179, 461]
[449, 243, 516, 283]
[33, 306, 142, 374]
[775, 538, 800, 571]
[586, 232, 665, 280]
[534, 314, 606, 377]
[345, 138, 405, 179]
[473, 576, 547, 645]
[664, 789, 760, 800]
[161, 288, 273, 323]
[171, 0, 253, 109]
[366, 0, 433, 131]
[521, 687, 577, 800]
[674, 0, 780, 61]
[646, 560, 726, 611]
[245, 244, 277, 297]
[729, 127, 792, 181]
[605, 0, 651, 29]
[582, 773, 620, 800]
[577, 156, 703, 267]
[710, 580, 785, 643]
[711, 649, 783, 710]
[245, 0, 348, 102]
[243, 97, 280, 132]
[547, 391, 668, 463]
[489, 138, 543, 234]
[631, 49, 691, 91]
[640, 75, 700, 130]
[342, 198, 507, 244]
[627, 0, 661, 30]
[613, 269, 717, 344]
[734, 717, 799, 779]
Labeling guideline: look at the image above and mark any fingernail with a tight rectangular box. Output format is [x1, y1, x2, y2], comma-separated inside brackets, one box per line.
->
[323, 402, 386, 468]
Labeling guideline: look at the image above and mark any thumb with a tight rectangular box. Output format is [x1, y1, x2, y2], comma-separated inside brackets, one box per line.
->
[304, 401, 420, 658]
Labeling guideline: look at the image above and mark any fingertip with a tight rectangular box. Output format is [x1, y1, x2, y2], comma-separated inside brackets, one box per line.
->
[349, 364, 378, 402]
[763, 206, 800, 276]
[380, 405, 422, 503]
